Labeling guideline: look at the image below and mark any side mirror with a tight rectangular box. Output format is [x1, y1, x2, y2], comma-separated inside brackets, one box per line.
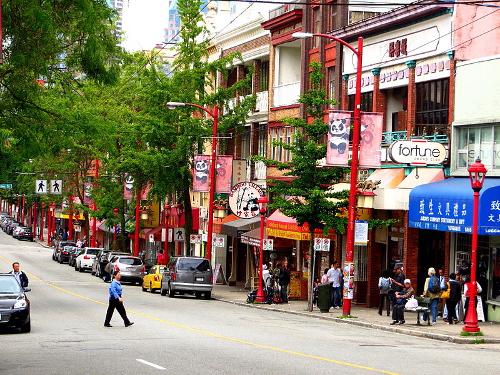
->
[23, 288, 31, 292]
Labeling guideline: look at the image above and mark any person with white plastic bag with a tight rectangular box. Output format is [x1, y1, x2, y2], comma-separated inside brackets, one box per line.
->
[390, 279, 415, 325]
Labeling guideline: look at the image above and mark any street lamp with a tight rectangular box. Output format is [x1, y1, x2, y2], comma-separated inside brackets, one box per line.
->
[113, 207, 119, 242]
[164, 203, 171, 265]
[464, 158, 487, 333]
[255, 195, 269, 303]
[293, 32, 364, 316]
[166, 101, 220, 263]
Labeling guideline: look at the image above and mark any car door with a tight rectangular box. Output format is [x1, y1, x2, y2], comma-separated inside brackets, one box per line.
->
[144, 265, 155, 287]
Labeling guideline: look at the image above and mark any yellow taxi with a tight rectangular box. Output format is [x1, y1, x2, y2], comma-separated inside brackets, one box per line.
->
[142, 265, 166, 293]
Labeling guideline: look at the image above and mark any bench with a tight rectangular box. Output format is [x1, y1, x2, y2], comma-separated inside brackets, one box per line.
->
[404, 297, 430, 326]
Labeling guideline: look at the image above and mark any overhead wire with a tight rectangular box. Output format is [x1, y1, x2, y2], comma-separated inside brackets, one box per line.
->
[214, 0, 500, 8]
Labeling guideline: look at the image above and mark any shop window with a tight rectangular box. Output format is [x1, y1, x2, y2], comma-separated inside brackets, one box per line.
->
[348, 92, 373, 112]
[269, 127, 293, 162]
[415, 78, 449, 136]
[259, 61, 269, 92]
[454, 124, 500, 174]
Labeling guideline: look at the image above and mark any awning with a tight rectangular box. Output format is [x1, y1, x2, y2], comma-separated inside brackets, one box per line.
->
[221, 216, 260, 238]
[367, 168, 405, 188]
[213, 214, 239, 234]
[241, 228, 266, 247]
[409, 178, 500, 235]
[372, 167, 444, 210]
[140, 226, 163, 240]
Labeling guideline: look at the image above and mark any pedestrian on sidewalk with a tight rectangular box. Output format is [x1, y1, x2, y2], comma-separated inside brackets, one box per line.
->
[10, 262, 29, 288]
[321, 268, 329, 284]
[422, 267, 441, 325]
[278, 259, 290, 303]
[104, 270, 134, 328]
[327, 261, 342, 309]
[378, 270, 391, 316]
[390, 279, 414, 325]
[445, 273, 461, 324]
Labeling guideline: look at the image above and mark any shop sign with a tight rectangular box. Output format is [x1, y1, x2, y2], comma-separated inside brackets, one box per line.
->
[228, 182, 264, 219]
[149, 234, 155, 243]
[388, 140, 446, 165]
[479, 188, 500, 235]
[0, 183, 13, 189]
[267, 228, 310, 241]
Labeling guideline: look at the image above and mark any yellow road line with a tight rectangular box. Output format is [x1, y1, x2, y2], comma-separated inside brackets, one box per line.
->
[0, 253, 398, 375]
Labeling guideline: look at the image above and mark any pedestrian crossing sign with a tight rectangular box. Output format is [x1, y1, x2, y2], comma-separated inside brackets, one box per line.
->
[36, 180, 47, 194]
[50, 180, 62, 194]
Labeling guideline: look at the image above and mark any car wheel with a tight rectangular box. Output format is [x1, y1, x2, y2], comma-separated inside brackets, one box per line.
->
[79, 266, 84, 273]
[149, 283, 156, 294]
[204, 292, 212, 300]
[160, 287, 167, 296]
[195, 292, 202, 299]
[20, 319, 31, 333]
[168, 283, 175, 298]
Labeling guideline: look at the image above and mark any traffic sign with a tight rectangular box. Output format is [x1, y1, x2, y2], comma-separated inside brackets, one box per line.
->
[174, 228, 185, 242]
[213, 235, 225, 248]
[149, 234, 155, 243]
[0, 183, 12, 189]
[36, 180, 47, 194]
[50, 180, 62, 194]
[263, 239, 274, 251]
[190, 234, 202, 244]
[314, 238, 330, 251]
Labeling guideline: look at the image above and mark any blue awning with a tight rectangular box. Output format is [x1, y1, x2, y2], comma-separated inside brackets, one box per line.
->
[409, 178, 500, 235]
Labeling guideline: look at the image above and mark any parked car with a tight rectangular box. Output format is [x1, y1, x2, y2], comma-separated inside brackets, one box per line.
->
[0, 273, 31, 332]
[160, 257, 213, 299]
[108, 255, 145, 284]
[74, 248, 102, 272]
[58, 246, 77, 264]
[52, 241, 76, 261]
[142, 265, 166, 293]
[12, 226, 26, 239]
[17, 227, 34, 242]
[6, 221, 21, 235]
[100, 252, 129, 281]
[91, 249, 111, 276]
[68, 248, 83, 267]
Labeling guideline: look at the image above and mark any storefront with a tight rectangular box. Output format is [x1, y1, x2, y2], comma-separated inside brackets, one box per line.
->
[409, 177, 500, 321]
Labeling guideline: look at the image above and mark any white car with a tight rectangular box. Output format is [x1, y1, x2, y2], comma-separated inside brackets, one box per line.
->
[75, 247, 102, 272]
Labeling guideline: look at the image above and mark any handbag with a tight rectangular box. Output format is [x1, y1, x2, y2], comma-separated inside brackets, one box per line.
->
[405, 296, 418, 310]
[440, 282, 450, 299]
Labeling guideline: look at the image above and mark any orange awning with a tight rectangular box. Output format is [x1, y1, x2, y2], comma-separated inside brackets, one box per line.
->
[213, 214, 239, 234]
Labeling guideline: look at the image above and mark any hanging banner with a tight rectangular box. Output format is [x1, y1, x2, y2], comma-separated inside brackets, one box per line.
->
[326, 110, 351, 166]
[193, 155, 233, 193]
[83, 182, 94, 206]
[123, 174, 150, 200]
[359, 112, 384, 168]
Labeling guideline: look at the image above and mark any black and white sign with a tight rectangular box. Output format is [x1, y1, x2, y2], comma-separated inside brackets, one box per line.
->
[228, 182, 264, 219]
[148, 234, 155, 243]
[190, 234, 202, 244]
[50, 180, 62, 194]
[213, 235, 225, 248]
[174, 228, 185, 242]
[36, 180, 47, 194]
[314, 238, 330, 251]
[388, 140, 446, 166]
[263, 239, 274, 251]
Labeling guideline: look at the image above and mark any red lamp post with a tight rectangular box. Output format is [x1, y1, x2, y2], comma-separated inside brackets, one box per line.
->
[32, 202, 37, 238]
[293, 32, 364, 316]
[68, 195, 74, 241]
[40, 202, 45, 241]
[464, 158, 487, 333]
[255, 196, 269, 303]
[133, 188, 141, 257]
[163, 203, 171, 265]
[112, 207, 119, 243]
[167, 102, 219, 262]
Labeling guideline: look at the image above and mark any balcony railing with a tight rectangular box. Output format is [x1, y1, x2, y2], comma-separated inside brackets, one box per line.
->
[255, 91, 268, 112]
[382, 131, 449, 145]
[273, 81, 300, 108]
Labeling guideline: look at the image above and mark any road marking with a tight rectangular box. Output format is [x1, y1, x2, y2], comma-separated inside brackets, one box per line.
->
[0, 253, 399, 375]
[136, 359, 166, 370]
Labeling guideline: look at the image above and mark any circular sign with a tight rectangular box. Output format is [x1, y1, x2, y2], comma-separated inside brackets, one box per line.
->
[388, 140, 446, 165]
[228, 182, 264, 219]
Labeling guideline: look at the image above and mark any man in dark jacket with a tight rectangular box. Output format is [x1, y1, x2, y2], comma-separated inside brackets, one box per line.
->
[278, 259, 291, 303]
[445, 273, 461, 324]
[10, 262, 29, 288]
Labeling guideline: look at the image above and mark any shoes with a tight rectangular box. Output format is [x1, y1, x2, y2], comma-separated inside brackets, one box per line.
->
[399, 320, 405, 325]
[104, 324, 112, 327]
[125, 322, 134, 327]
[378, 312, 382, 316]
[431, 322, 436, 326]
[334, 306, 340, 309]
[387, 313, 390, 317]
[390, 321, 398, 325]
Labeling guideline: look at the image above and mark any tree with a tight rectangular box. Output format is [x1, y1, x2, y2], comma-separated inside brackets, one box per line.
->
[260, 62, 348, 311]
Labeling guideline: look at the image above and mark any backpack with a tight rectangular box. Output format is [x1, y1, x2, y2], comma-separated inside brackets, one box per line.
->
[379, 278, 391, 293]
[428, 275, 441, 294]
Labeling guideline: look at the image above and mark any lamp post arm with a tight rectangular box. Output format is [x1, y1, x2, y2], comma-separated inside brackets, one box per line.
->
[184, 102, 217, 119]
[310, 33, 360, 57]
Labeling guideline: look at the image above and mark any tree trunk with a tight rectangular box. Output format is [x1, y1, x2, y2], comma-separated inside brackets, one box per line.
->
[307, 231, 315, 312]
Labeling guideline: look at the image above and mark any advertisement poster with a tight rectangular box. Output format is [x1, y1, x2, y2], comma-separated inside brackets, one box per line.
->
[343, 262, 355, 299]
[359, 112, 383, 168]
[326, 111, 351, 167]
[193, 155, 233, 193]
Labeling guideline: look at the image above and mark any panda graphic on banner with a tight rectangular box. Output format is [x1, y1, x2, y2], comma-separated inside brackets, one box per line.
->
[326, 111, 351, 166]
[192, 155, 233, 193]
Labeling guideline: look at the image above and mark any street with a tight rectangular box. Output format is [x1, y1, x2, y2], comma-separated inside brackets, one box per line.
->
[0, 232, 498, 375]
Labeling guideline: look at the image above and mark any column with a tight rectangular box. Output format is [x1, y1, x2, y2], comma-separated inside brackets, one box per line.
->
[252, 59, 262, 95]
[341, 74, 349, 111]
[371, 67, 386, 124]
[447, 51, 455, 139]
[406, 60, 417, 137]
[402, 212, 419, 286]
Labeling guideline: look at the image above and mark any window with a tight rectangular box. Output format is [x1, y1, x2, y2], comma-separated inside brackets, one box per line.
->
[327, 67, 336, 102]
[326, 2, 338, 32]
[259, 61, 269, 92]
[349, 11, 380, 25]
[455, 124, 500, 173]
[177, 258, 210, 271]
[415, 78, 449, 136]
[348, 92, 373, 112]
[258, 124, 267, 157]
[240, 66, 251, 96]
[240, 130, 250, 159]
[118, 257, 143, 266]
[269, 127, 293, 162]
[311, 7, 321, 48]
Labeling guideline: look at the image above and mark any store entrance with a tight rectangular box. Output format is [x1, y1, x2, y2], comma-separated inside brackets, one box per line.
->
[417, 230, 445, 294]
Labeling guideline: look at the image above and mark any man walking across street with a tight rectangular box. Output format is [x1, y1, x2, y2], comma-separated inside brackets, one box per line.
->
[104, 270, 134, 327]
[10, 262, 29, 288]
[327, 261, 342, 309]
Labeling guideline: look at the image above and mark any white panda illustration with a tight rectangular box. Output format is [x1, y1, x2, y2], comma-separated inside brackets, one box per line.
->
[195, 159, 209, 183]
[242, 191, 259, 212]
[329, 117, 349, 154]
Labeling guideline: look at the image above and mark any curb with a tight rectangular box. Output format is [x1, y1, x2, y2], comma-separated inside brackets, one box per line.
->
[213, 297, 500, 344]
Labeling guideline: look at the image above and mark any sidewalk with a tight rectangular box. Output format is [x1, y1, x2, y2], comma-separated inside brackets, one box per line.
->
[212, 285, 500, 344]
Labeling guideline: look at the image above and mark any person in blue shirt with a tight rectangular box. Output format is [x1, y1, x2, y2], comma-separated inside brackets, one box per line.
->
[104, 270, 134, 327]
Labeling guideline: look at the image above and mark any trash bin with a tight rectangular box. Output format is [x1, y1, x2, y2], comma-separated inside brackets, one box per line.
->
[317, 283, 332, 313]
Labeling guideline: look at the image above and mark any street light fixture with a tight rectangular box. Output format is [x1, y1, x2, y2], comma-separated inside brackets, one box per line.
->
[292, 32, 364, 316]
[166, 101, 220, 263]
[464, 158, 487, 333]
[255, 195, 269, 303]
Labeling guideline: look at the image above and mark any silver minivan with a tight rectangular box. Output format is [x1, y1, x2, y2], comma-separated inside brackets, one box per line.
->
[160, 257, 213, 299]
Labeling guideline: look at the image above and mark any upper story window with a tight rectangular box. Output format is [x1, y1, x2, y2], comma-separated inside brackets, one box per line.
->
[415, 78, 449, 136]
[349, 11, 379, 25]
[326, 2, 337, 33]
[348, 92, 373, 112]
[259, 61, 270, 92]
[327, 66, 336, 102]
[258, 124, 267, 157]
[269, 127, 293, 162]
[311, 7, 321, 48]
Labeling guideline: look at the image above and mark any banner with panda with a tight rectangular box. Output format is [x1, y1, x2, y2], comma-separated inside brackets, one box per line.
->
[193, 155, 233, 193]
[326, 110, 351, 166]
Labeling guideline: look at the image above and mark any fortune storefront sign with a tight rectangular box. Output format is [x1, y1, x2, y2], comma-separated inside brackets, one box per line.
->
[389, 140, 446, 166]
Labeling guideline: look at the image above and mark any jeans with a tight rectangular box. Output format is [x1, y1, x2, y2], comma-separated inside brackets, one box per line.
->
[280, 285, 288, 303]
[424, 298, 439, 322]
[104, 298, 131, 325]
[331, 286, 341, 307]
[446, 299, 459, 323]
[378, 294, 390, 316]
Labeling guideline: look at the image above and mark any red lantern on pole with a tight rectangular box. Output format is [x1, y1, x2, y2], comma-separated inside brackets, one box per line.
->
[463, 158, 487, 333]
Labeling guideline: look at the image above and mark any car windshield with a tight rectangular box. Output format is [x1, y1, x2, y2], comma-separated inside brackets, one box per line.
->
[118, 257, 142, 266]
[178, 258, 210, 271]
[86, 249, 100, 255]
[0, 276, 22, 294]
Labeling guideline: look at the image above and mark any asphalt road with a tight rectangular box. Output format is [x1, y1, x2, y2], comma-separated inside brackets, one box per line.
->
[0, 231, 498, 375]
